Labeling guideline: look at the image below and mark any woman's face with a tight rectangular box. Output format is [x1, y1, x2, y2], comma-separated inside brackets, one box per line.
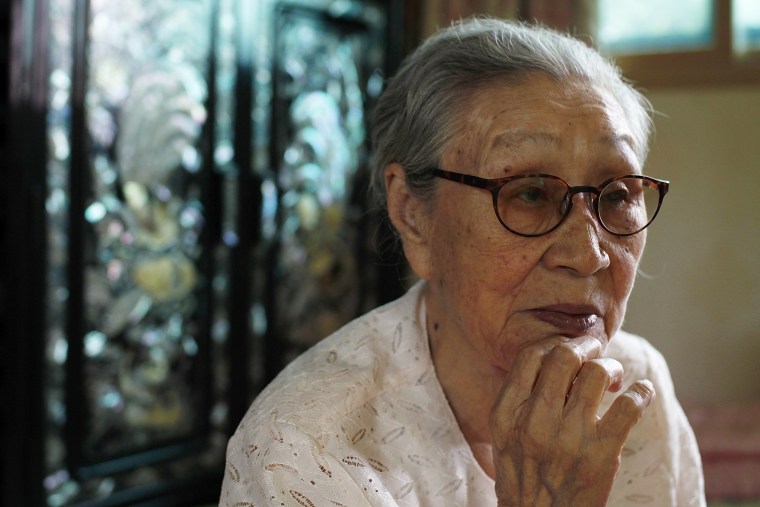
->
[413, 74, 647, 375]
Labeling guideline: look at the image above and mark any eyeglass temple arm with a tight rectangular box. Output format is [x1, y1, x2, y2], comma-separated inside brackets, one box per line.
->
[432, 168, 506, 192]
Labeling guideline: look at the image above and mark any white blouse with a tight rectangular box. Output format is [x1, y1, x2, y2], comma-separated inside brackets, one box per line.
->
[220, 282, 706, 506]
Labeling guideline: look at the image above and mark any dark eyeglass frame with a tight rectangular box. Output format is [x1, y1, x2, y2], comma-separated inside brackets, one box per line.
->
[432, 168, 670, 237]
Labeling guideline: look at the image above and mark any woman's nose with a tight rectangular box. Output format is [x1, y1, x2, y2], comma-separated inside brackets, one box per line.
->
[544, 193, 610, 276]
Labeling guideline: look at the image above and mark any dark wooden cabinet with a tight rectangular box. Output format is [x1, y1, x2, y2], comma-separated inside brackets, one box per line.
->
[1, 1, 405, 505]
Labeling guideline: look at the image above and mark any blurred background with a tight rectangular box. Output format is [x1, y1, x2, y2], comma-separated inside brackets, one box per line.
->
[2, 0, 758, 505]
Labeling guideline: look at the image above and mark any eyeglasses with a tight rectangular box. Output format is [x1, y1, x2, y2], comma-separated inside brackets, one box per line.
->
[432, 168, 669, 237]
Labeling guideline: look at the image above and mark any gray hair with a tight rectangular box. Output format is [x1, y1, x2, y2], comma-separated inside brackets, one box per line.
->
[369, 17, 653, 211]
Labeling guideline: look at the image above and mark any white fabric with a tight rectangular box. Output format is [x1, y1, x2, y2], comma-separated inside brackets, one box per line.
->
[220, 281, 705, 506]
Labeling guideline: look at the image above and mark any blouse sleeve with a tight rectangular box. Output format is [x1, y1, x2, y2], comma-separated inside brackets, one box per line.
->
[219, 417, 398, 507]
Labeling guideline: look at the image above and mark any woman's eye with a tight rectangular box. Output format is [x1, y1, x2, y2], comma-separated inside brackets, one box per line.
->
[515, 186, 547, 203]
[510, 186, 548, 203]
[501, 177, 561, 209]
[604, 188, 629, 202]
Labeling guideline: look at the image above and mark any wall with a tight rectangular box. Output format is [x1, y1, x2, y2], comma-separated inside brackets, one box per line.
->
[623, 86, 760, 403]
[416, 0, 591, 41]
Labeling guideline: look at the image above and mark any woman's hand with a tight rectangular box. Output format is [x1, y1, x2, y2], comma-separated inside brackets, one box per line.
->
[490, 336, 655, 507]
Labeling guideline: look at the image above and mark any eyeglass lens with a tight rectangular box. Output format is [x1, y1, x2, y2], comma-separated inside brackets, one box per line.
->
[496, 176, 661, 236]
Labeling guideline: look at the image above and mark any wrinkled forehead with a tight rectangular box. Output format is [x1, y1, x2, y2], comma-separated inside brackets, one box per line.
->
[440, 74, 642, 168]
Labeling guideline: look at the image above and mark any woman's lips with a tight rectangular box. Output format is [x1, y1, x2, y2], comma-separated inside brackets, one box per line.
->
[528, 305, 601, 337]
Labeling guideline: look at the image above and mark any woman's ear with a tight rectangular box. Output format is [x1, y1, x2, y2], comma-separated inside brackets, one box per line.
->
[385, 163, 433, 280]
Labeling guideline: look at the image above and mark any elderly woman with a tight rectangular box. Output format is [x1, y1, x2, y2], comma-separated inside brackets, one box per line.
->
[220, 18, 705, 506]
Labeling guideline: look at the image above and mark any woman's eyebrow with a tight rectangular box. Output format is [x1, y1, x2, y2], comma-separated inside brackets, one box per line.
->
[492, 131, 637, 152]
[600, 133, 637, 151]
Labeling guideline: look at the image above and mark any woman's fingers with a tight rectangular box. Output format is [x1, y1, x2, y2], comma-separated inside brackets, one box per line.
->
[598, 379, 656, 443]
[491, 337, 564, 415]
[490, 336, 607, 442]
[491, 335, 652, 450]
[563, 357, 625, 421]
[530, 338, 607, 416]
